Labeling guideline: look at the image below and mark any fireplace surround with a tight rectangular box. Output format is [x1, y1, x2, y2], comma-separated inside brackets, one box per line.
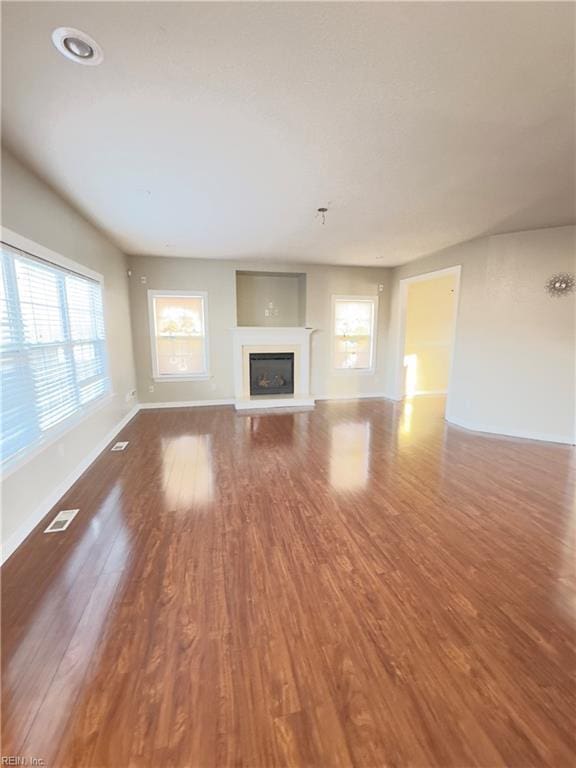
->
[231, 326, 315, 410]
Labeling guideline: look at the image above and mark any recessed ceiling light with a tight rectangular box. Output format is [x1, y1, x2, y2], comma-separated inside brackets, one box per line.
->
[52, 27, 103, 66]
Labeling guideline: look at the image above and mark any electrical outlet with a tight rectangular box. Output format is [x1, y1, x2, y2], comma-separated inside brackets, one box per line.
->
[378, 283, 384, 293]
[140, 276, 147, 284]
[148, 384, 155, 393]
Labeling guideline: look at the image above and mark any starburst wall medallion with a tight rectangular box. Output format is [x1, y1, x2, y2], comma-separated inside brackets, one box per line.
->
[545, 273, 575, 298]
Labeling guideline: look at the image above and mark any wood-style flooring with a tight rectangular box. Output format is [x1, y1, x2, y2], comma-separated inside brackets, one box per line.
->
[1, 397, 575, 767]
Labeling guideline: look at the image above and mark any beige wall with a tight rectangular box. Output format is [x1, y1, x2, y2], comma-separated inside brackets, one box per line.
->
[128, 256, 390, 402]
[236, 272, 306, 327]
[386, 226, 576, 443]
[1, 147, 137, 555]
[404, 273, 457, 394]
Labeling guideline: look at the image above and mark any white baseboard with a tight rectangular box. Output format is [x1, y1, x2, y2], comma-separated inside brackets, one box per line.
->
[139, 399, 235, 409]
[235, 397, 315, 411]
[447, 416, 575, 446]
[315, 392, 396, 402]
[1, 405, 140, 565]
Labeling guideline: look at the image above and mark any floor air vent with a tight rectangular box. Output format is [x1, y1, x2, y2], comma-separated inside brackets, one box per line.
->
[111, 441, 129, 451]
[44, 509, 79, 534]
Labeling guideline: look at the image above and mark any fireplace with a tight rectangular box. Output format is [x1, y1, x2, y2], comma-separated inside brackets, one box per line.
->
[231, 327, 314, 410]
[249, 352, 294, 396]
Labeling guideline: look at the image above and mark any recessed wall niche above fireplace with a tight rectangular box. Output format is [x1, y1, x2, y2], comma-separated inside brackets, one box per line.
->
[236, 270, 306, 327]
[250, 352, 294, 396]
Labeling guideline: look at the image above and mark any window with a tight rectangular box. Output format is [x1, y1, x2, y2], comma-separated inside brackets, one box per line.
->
[332, 295, 377, 371]
[148, 291, 209, 379]
[1, 242, 110, 468]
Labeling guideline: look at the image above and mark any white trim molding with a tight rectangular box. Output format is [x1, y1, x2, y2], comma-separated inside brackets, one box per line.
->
[1, 405, 140, 564]
[315, 392, 394, 402]
[1, 226, 103, 283]
[139, 399, 234, 409]
[235, 397, 314, 411]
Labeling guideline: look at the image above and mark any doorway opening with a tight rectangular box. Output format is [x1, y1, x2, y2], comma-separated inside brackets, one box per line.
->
[394, 266, 461, 415]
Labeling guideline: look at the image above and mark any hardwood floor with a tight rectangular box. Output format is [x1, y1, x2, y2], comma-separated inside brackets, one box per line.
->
[2, 397, 575, 767]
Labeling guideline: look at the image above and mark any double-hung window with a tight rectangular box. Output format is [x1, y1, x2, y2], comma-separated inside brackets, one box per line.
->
[1, 241, 110, 468]
[148, 290, 209, 379]
[332, 295, 378, 371]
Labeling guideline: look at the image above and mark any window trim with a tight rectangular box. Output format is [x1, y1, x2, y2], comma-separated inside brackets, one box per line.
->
[331, 294, 379, 374]
[1, 227, 113, 478]
[2, 227, 103, 283]
[147, 289, 210, 381]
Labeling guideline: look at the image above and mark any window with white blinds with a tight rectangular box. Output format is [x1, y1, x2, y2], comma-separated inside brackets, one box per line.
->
[1, 242, 110, 467]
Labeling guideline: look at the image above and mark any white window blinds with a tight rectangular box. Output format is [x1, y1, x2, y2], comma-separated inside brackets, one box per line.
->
[1, 242, 110, 467]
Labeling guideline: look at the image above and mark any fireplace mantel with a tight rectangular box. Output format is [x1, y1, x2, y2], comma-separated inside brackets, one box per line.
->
[231, 326, 315, 410]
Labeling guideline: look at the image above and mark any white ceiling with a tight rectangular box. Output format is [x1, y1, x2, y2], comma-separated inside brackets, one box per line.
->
[2, 2, 574, 266]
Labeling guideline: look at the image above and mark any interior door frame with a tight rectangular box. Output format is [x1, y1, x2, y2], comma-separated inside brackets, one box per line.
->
[393, 265, 462, 415]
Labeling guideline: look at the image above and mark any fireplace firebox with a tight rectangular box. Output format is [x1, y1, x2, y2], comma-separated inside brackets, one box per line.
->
[249, 352, 294, 396]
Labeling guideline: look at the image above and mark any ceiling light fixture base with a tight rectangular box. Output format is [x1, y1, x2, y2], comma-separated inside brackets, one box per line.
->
[52, 27, 104, 66]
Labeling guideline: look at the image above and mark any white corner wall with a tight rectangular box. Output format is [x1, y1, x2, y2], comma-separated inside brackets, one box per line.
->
[1, 147, 137, 560]
[386, 226, 576, 444]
